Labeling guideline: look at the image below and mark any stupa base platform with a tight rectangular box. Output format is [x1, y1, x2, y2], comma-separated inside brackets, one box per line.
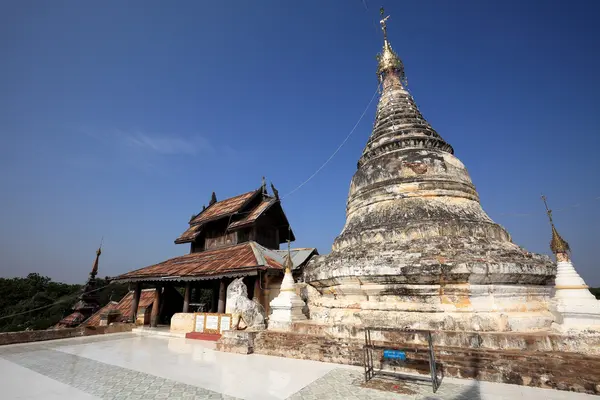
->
[307, 304, 556, 333]
[253, 321, 600, 394]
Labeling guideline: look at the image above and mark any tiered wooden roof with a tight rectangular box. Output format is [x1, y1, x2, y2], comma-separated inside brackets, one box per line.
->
[175, 188, 294, 244]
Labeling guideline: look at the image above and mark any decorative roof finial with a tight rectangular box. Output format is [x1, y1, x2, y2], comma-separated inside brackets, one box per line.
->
[270, 182, 280, 200]
[541, 195, 571, 256]
[91, 238, 102, 279]
[376, 7, 406, 86]
[209, 192, 217, 206]
[261, 176, 267, 197]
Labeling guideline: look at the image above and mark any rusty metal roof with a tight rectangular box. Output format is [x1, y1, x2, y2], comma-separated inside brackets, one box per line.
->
[174, 224, 203, 244]
[190, 189, 259, 226]
[113, 242, 283, 283]
[83, 289, 156, 326]
[175, 189, 261, 244]
[83, 302, 118, 327]
[228, 198, 276, 230]
[58, 311, 85, 327]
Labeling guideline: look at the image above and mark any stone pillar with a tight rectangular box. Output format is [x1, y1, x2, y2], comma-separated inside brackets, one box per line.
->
[183, 282, 191, 313]
[131, 282, 141, 323]
[217, 280, 226, 313]
[150, 285, 162, 328]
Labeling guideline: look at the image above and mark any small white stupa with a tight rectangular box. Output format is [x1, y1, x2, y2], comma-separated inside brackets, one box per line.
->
[268, 242, 307, 331]
[543, 196, 600, 332]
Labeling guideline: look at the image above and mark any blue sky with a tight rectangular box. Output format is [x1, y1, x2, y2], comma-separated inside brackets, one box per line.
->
[1, 1, 599, 286]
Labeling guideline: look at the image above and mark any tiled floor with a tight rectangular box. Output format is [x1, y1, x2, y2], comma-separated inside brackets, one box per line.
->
[0, 333, 597, 400]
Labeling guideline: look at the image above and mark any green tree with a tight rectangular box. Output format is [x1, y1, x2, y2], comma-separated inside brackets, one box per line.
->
[0, 274, 129, 332]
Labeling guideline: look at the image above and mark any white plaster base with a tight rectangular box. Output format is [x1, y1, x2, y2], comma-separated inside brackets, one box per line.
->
[551, 260, 600, 332]
[269, 299, 307, 331]
[268, 270, 307, 331]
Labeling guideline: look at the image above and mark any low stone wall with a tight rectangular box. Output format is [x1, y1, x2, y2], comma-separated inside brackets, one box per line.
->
[0, 328, 85, 346]
[282, 321, 600, 355]
[254, 327, 600, 394]
[0, 323, 135, 346]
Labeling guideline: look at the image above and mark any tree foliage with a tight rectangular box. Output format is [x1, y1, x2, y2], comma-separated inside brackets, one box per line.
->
[0, 274, 129, 333]
[590, 287, 600, 300]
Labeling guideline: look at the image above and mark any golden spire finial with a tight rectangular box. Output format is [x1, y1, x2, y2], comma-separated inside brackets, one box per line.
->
[376, 7, 406, 85]
[541, 195, 571, 256]
[379, 7, 390, 41]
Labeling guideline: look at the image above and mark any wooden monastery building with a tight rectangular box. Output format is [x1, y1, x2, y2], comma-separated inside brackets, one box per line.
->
[109, 181, 317, 327]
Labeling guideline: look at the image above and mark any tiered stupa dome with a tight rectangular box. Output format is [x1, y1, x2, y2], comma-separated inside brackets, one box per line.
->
[304, 10, 556, 332]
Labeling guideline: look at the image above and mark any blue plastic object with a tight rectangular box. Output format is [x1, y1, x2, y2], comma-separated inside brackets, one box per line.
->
[383, 350, 407, 361]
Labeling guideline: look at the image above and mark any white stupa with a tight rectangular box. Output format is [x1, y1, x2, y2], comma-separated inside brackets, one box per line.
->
[268, 242, 307, 331]
[543, 196, 600, 332]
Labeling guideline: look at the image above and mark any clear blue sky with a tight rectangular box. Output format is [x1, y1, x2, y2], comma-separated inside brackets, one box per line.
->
[1, 1, 599, 286]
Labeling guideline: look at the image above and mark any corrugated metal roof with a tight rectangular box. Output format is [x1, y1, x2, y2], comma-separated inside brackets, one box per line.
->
[175, 189, 261, 244]
[83, 301, 118, 327]
[288, 248, 319, 270]
[113, 242, 284, 282]
[190, 190, 259, 226]
[83, 289, 156, 326]
[227, 199, 276, 229]
[174, 224, 202, 244]
[257, 244, 318, 271]
[58, 311, 85, 327]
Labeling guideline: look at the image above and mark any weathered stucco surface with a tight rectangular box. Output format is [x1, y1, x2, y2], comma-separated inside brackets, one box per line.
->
[304, 58, 555, 332]
[227, 278, 266, 330]
[169, 313, 195, 334]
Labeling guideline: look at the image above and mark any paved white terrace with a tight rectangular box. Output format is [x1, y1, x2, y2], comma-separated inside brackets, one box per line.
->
[0, 333, 596, 400]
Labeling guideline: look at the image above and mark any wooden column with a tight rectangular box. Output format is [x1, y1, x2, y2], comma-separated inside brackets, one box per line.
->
[150, 285, 162, 327]
[217, 280, 226, 313]
[210, 281, 218, 312]
[182, 282, 191, 313]
[131, 282, 141, 323]
[262, 274, 271, 315]
[253, 275, 261, 302]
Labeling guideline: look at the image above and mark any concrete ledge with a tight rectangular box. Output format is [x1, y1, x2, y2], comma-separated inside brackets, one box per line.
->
[132, 327, 186, 338]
